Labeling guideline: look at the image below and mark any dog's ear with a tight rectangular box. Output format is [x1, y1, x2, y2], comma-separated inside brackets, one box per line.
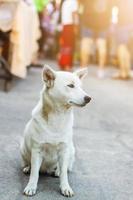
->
[74, 68, 88, 80]
[42, 65, 56, 88]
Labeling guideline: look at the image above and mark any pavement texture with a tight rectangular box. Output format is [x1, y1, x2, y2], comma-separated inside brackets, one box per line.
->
[0, 61, 133, 200]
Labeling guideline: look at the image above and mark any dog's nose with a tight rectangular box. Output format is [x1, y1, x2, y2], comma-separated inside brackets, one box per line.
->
[84, 96, 91, 104]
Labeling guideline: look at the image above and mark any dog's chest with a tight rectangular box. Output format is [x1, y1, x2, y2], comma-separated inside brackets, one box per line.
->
[48, 112, 71, 132]
[47, 112, 73, 142]
[33, 111, 73, 144]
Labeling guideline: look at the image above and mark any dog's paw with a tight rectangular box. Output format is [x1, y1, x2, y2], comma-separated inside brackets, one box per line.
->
[49, 166, 60, 177]
[60, 185, 74, 197]
[23, 166, 30, 174]
[23, 184, 37, 196]
[54, 167, 60, 177]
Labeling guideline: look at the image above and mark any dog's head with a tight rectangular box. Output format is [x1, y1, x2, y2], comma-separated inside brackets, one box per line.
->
[42, 65, 91, 107]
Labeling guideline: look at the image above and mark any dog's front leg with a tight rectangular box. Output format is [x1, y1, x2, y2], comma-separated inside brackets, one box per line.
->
[24, 149, 42, 196]
[59, 145, 74, 197]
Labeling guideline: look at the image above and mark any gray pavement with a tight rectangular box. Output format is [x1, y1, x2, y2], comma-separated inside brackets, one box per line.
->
[0, 62, 133, 200]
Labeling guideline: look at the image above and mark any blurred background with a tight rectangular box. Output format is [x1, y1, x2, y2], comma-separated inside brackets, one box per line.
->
[0, 0, 133, 90]
[1, 1, 133, 200]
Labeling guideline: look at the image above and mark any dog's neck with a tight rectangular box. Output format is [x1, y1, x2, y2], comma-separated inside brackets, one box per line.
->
[41, 88, 72, 121]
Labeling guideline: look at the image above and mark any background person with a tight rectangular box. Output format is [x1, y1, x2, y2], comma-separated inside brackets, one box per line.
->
[33, 0, 49, 59]
[58, 0, 79, 71]
[79, 0, 113, 78]
[112, 0, 133, 79]
[41, 1, 59, 59]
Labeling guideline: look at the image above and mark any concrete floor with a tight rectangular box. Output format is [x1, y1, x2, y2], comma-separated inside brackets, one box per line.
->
[0, 62, 133, 200]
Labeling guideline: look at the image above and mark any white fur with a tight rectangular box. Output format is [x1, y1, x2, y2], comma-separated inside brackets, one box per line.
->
[20, 65, 91, 197]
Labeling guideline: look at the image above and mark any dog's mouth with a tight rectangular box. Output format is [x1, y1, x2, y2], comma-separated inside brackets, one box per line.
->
[69, 101, 87, 107]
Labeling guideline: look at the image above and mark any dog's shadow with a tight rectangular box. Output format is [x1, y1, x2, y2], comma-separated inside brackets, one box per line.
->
[39, 173, 60, 195]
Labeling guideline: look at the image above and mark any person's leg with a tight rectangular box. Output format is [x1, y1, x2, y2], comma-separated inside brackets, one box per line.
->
[124, 47, 131, 78]
[58, 25, 75, 71]
[117, 45, 131, 79]
[38, 12, 45, 58]
[96, 38, 107, 78]
[80, 37, 93, 67]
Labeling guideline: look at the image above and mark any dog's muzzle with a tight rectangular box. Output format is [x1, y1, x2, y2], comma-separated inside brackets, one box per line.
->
[69, 96, 91, 107]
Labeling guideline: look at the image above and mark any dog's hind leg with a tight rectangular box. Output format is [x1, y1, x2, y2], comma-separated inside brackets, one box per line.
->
[21, 152, 30, 174]
[51, 163, 60, 177]
[54, 163, 60, 177]
[23, 166, 30, 174]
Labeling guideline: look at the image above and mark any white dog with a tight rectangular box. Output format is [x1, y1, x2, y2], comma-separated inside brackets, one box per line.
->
[20, 65, 91, 197]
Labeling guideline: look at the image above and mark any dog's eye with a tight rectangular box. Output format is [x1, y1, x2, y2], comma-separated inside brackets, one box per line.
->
[67, 84, 75, 88]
